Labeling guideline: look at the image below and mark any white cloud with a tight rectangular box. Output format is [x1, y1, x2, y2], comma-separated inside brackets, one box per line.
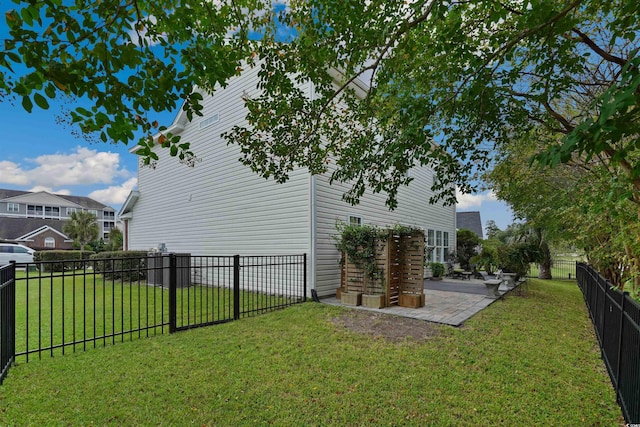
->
[89, 178, 138, 206]
[456, 188, 497, 209]
[0, 147, 131, 188]
[28, 186, 71, 195]
[0, 161, 29, 185]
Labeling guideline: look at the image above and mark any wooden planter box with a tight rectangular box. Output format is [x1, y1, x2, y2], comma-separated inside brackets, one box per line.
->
[341, 292, 362, 306]
[335, 287, 345, 299]
[399, 293, 425, 308]
[362, 294, 385, 309]
[340, 229, 425, 307]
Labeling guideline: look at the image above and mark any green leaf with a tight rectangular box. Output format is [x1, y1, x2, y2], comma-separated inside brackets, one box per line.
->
[21, 95, 33, 113]
[33, 93, 49, 109]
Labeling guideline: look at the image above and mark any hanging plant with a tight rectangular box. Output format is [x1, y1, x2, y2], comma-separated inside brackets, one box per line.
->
[334, 222, 386, 286]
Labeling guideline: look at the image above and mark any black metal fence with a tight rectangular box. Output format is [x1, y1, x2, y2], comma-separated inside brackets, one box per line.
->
[576, 263, 639, 424]
[527, 260, 577, 280]
[0, 264, 15, 384]
[0, 253, 306, 378]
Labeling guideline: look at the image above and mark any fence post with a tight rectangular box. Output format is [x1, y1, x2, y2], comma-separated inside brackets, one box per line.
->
[168, 254, 177, 333]
[0, 262, 16, 384]
[233, 255, 240, 321]
[614, 291, 628, 402]
[303, 253, 307, 302]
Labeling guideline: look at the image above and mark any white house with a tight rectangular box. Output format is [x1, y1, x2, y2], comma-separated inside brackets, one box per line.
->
[119, 66, 456, 297]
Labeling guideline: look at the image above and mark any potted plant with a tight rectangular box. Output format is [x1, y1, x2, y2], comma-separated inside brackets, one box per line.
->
[361, 272, 386, 309]
[429, 262, 445, 280]
[334, 223, 383, 306]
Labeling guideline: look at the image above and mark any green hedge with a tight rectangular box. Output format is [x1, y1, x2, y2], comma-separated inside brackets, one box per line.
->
[34, 250, 96, 272]
[89, 251, 149, 281]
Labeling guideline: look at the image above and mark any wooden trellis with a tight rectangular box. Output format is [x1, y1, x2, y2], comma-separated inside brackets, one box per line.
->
[340, 229, 425, 308]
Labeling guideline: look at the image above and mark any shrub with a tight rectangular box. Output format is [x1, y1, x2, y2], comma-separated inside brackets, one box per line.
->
[496, 242, 541, 279]
[90, 251, 149, 281]
[34, 250, 95, 272]
[429, 262, 445, 278]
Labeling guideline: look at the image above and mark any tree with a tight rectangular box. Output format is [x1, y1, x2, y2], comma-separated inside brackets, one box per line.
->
[456, 229, 480, 271]
[484, 221, 501, 241]
[2, 1, 638, 208]
[485, 127, 640, 289]
[107, 228, 124, 251]
[63, 211, 99, 251]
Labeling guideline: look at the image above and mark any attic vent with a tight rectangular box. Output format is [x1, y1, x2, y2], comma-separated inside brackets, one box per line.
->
[199, 113, 220, 130]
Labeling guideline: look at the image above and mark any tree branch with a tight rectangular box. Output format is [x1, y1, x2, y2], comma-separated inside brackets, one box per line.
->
[571, 27, 627, 67]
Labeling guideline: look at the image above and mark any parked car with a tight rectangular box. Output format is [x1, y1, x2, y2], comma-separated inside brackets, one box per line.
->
[0, 243, 35, 266]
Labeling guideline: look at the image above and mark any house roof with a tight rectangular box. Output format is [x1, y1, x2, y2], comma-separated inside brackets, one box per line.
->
[456, 211, 483, 239]
[0, 189, 114, 211]
[118, 190, 139, 219]
[0, 217, 69, 241]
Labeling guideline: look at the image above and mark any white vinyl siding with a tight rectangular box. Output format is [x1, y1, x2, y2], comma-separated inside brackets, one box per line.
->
[127, 67, 456, 298]
[313, 163, 456, 296]
[129, 66, 311, 261]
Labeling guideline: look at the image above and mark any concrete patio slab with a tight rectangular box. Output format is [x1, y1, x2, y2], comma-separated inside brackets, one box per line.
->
[322, 279, 514, 327]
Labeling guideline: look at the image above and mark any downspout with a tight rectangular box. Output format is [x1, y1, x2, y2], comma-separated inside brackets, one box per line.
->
[309, 80, 317, 296]
[310, 175, 317, 296]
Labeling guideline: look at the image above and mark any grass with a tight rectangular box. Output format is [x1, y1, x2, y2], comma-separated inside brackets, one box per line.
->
[0, 279, 624, 425]
[528, 260, 577, 279]
[14, 271, 292, 359]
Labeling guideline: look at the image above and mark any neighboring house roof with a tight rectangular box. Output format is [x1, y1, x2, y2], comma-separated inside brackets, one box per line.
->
[0, 217, 70, 241]
[456, 211, 483, 239]
[0, 189, 114, 211]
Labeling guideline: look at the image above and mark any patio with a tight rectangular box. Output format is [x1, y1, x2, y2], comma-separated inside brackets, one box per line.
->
[323, 277, 515, 327]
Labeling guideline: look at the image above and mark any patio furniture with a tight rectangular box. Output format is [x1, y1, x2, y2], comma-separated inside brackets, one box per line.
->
[483, 279, 502, 298]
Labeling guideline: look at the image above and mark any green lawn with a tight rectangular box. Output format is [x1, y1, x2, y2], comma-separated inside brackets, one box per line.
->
[15, 271, 291, 359]
[0, 279, 623, 425]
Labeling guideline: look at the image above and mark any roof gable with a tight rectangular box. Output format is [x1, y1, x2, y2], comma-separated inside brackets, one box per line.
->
[1, 191, 83, 208]
[0, 217, 68, 240]
[17, 225, 72, 242]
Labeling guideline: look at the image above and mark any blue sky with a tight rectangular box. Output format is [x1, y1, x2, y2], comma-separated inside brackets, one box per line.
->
[0, 3, 514, 232]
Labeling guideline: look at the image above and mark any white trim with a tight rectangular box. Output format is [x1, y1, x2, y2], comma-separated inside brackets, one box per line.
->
[118, 190, 139, 217]
[16, 225, 71, 241]
[348, 214, 363, 226]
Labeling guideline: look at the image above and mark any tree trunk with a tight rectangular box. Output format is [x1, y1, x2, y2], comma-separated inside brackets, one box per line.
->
[538, 261, 552, 279]
[538, 240, 552, 279]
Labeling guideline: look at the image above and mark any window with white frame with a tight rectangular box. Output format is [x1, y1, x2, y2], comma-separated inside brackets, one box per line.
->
[44, 206, 60, 218]
[427, 229, 435, 261]
[66, 208, 77, 216]
[44, 237, 55, 248]
[7, 203, 19, 212]
[348, 215, 362, 226]
[426, 229, 450, 263]
[88, 209, 98, 217]
[27, 205, 43, 217]
[443, 231, 450, 262]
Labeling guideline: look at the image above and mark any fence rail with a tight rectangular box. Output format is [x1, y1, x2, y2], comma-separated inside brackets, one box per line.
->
[576, 263, 640, 424]
[0, 253, 306, 378]
[527, 260, 577, 280]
